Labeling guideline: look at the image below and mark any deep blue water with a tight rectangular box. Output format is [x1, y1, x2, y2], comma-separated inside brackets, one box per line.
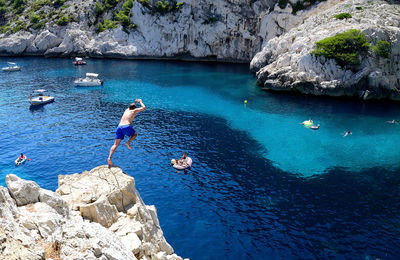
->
[1, 57, 400, 259]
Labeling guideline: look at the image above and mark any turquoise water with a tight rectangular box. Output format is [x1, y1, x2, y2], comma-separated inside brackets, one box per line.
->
[1, 57, 400, 259]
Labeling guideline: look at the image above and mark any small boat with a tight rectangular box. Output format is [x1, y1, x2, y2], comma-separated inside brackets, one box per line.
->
[29, 89, 55, 106]
[172, 157, 193, 170]
[15, 155, 27, 166]
[2, 62, 21, 72]
[73, 73, 103, 86]
[72, 57, 87, 65]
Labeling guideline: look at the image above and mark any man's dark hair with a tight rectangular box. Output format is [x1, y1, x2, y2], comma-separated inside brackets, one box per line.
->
[129, 103, 136, 110]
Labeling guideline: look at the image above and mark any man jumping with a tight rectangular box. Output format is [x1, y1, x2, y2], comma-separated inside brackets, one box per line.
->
[108, 99, 146, 166]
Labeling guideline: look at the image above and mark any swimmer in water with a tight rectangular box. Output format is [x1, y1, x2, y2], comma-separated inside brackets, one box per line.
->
[344, 131, 352, 137]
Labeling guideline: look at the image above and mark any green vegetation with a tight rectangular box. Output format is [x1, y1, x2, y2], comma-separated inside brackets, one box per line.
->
[105, 0, 119, 9]
[155, 1, 174, 14]
[311, 29, 370, 66]
[138, 0, 151, 8]
[334, 12, 352, 19]
[176, 2, 184, 9]
[95, 3, 105, 17]
[56, 14, 68, 26]
[372, 40, 390, 58]
[53, 0, 66, 7]
[355, 6, 362, 10]
[97, 18, 117, 32]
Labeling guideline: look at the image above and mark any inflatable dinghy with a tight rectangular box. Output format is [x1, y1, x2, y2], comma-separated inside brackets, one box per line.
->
[15, 156, 27, 166]
[172, 157, 192, 170]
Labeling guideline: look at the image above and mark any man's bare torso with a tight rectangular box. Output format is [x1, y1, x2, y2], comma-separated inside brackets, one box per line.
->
[119, 109, 137, 126]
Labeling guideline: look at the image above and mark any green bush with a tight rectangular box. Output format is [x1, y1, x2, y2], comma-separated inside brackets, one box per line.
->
[105, 0, 119, 9]
[30, 13, 40, 23]
[311, 29, 370, 66]
[95, 3, 105, 17]
[0, 6, 7, 16]
[155, 1, 173, 14]
[334, 13, 352, 19]
[0, 25, 11, 33]
[355, 6, 362, 10]
[372, 40, 390, 58]
[53, 0, 66, 7]
[122, 0, 133, 14]
[56, 15, 69, 25]
[114, 10, 130, 26]
[98, 18, 117, 32]
[138, 0, 150, 8]
[0, 0, 6, 7]
[176, 2, 184, 10]
[292, 1, 304, 14]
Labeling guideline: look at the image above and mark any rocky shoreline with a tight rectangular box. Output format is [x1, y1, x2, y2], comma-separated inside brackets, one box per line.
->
[0, 165, 185, 260]
[1, 0, 399, 100]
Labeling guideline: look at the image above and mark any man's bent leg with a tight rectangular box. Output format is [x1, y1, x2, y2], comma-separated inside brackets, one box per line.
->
[125, 132, 137, 150]
[108, 139, 121, 166]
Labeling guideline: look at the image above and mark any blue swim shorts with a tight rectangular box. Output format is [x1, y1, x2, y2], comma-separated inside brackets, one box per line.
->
[115, 125, 136, 140]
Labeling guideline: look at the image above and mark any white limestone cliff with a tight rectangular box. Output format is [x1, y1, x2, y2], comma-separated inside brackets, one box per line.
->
[0, 0, 300, 62]
[251, 0, 400, 100]
[0, 165, 185, 260]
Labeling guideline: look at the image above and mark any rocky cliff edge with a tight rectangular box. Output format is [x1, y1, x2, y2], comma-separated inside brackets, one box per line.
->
[251, 0, 400, 100]
[0, 165, 185, 260]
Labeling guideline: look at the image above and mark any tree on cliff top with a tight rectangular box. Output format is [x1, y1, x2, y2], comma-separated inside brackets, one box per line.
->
[311, 29, 370, 67]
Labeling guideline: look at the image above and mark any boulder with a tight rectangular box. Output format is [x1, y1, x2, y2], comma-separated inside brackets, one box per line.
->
[34, 30, 62, 52]
[57, 165, 137, 212]
[6, 174, 40, 206]
[79, 195, 119, 228]
[39, 188, 69, 216]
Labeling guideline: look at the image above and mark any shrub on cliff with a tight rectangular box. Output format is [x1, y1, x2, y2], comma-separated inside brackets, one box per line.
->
[105, 0, 119, 9]
[311, 29, 370, 66]
[334, 13, 352, 19]
[114, 10, 130, 26]
[98, 19, 117, 32]
[0, 6, 7, 24]
[56, 15, 69, 26]
[372, 40, 390, 58]
[155, 1, 173, 14]
[95, 3, 105, 18]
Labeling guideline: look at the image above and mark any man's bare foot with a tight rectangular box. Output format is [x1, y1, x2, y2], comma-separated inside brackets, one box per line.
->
[125, 143, 132, 150]
[107, 158, 112, 167]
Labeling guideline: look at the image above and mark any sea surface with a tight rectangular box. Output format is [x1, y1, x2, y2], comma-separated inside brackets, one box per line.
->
[1, 57, 400, 259]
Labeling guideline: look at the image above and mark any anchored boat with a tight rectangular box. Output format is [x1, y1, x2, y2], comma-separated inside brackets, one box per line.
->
[2, 62, 21, 72]
[29, 89, 55, 106]
[73, 73, 103, 86]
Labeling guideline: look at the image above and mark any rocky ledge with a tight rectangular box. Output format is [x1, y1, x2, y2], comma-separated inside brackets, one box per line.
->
[251, 0, 400, 101]
[0, 165, 184, 260]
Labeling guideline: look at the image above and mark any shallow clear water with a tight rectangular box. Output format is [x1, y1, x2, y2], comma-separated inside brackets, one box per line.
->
[1, 57, 400, 259]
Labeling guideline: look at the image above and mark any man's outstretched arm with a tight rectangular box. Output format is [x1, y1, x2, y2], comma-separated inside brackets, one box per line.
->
[135, 99, 146, 112]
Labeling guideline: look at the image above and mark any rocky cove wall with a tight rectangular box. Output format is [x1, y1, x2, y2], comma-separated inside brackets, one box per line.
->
[0, 0, 312, 62]
[0, 165, 185, 260]
[251, 0, 400, 101]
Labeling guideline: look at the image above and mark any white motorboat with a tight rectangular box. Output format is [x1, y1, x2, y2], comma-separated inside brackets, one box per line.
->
[73, 57, 87, 65]
[29, 89, 55, 106]
[73, 73, 103, 86]
[2, 62, 21, 72]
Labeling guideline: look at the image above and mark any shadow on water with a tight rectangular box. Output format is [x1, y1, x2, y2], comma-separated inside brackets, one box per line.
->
[114, 105, 400, 259]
